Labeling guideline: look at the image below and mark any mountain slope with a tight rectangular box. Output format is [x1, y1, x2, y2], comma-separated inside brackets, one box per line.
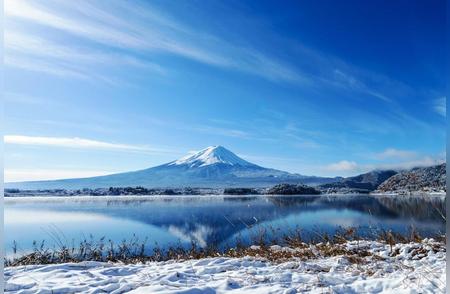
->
[375, 163, 446, 194]
[6, 146, 337, 189]
[318, 170, 398, 193]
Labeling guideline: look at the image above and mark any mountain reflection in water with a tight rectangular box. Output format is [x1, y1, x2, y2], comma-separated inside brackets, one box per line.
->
[4, 195, 445, 255]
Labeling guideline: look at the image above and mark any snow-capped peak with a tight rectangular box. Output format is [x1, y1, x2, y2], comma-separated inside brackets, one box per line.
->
[169, 146, 255, 168]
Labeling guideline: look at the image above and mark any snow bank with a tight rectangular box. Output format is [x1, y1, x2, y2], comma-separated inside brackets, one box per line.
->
[4, 240, 445, 293]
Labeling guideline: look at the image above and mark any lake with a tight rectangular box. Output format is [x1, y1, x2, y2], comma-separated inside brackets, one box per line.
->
[4, 194, 445, 257]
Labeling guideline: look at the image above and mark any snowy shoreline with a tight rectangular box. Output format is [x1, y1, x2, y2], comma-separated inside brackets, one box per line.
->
[5, 239, 445, 293]
[4, 192, 446, 200]
[370, 191, 446, 197]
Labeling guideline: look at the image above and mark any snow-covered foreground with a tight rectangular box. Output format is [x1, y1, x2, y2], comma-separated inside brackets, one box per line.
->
[5, 240, 445, 294]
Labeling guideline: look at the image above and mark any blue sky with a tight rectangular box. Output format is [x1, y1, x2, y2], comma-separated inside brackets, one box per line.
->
[4, 0, 446, 181]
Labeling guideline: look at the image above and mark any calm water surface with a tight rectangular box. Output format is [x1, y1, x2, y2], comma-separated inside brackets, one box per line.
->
[4, 195, 445, 256]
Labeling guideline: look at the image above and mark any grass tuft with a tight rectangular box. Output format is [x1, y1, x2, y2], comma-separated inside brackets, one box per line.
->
[5, 226, 445, 267]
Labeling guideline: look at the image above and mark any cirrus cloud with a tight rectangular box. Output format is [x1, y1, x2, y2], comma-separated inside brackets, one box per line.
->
[4, 168, 116, 182]
[433, 96, 446, 117]
[4, 135, 177, 155]
[374, 148, 418, 160]
[324, 160, 359, 172]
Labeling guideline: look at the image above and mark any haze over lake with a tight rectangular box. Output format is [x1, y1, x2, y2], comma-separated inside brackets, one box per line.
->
[5, 195, 445, 257]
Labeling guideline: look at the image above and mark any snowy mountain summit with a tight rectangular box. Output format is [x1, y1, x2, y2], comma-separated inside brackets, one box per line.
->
[169, 146, 256, 168]
[6, 145, 337, 189]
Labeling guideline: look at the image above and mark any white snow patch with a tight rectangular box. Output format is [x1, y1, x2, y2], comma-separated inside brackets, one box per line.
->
[169, 146, 255, 168]
[5, 240, 445, 293]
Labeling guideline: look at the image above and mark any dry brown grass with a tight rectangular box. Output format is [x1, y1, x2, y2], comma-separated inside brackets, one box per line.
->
[5, 226, 445, 267]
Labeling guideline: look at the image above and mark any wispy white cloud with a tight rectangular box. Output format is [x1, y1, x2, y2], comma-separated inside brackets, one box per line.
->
[137, 116, 254, 139]
[322, 156, 444, 177]
[4, 135, 172, 154]
[3, 0, 396, 95]
[59, 0, 297, 81]
[5, 56, 89, 79]
[5, 0, 146, 49]
[324, 160, 359, 173]
[183, 117, 323, 147]
[5, 31, 166, 74]
[4, 0, 233, 73]
[4, 168, 117, 182]
[377, 157, 445, 171]
[4, 54, 128, 86]
[433, 96, 446, 117]
[279, 123, 324, 149]
[182, 125, 251, 139]
[374, 148, 418, 160]
[4, 92, 56, 105]
[332, 69, 392, 102]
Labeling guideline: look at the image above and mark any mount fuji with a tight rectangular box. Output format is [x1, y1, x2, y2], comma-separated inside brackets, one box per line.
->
[6, 146, 337, 189]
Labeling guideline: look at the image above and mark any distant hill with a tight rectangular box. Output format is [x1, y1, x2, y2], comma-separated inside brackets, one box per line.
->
[266, 183, 320, 195]
[375, 163, 446, 194]
[5, 146, 338, 189]
[318, 170, 398, 194]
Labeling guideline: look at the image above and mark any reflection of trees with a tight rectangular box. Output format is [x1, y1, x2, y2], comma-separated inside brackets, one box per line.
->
[314, 196, 398, 218]
[223, 196, 258, 202]
[376, 196, 446, 222]
[311, 195, 445, 222]
[267, 195, 319, 207]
